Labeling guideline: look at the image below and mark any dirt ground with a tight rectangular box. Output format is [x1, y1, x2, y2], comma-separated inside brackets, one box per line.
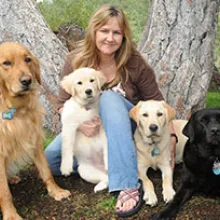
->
[1, 164, 220, 220]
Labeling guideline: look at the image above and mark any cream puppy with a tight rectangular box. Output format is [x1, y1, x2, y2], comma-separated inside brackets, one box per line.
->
[60, 67, 108, 192]
[130, 100, 188, 206]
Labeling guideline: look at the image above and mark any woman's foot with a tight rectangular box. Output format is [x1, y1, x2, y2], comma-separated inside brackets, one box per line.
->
[114, 186, 143, 217]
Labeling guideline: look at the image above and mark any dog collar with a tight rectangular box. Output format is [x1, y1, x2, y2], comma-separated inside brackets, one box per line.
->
[151, 144, 160, 157]
[2, 108, 16, 120]
[213, 157, 220, 175]
[147, 138, 161, 157]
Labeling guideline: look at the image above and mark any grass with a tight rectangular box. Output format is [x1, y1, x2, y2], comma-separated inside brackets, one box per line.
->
[96, 194, 116, 210]
[206, 91, 220, 108]
[43, 129, 55, 148]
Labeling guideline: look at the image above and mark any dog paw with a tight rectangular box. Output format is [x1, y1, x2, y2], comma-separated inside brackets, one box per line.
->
[94, 181, 108, 193]
[163, 187, 175, 203]
[4, 211, 23, 220]
[144, 191, 158, 207]
[60, 163, 73, 176]
[50, 188, 71, 201]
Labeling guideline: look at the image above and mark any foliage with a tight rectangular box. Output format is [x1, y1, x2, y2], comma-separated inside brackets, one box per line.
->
[37, 0, 149, 44]
[206, 92, 220, 108]
[43, 129, 54, 148]
[97, 195, 116, 210]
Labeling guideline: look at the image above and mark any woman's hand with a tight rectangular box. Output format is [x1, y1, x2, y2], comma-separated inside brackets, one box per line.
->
[78, 116, 101, 137]
[58, 107, 64, 115]
[59, 107, 101, 137]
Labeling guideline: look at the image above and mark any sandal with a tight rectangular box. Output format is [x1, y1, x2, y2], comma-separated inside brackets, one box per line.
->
[114, 182, 144, 217]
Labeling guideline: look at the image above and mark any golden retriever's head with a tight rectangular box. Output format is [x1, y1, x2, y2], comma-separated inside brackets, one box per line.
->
[0, 42, 41, 97]
[130, 100, 176, 142]
[61, 67, 106, 105]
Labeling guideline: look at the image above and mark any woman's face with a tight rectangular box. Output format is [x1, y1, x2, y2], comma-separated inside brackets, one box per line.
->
[95, 17, 123, 57]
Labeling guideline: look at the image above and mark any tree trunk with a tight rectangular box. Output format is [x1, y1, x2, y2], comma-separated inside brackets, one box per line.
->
[0, 0, 67, 133]
[138, 0, 220, 119]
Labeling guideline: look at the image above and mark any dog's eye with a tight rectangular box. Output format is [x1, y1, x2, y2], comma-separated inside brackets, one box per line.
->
[143, 113, 148, 117]
[77, 81, 82, 85]
[25, 57, 31, 63]
[90, 79, 94, 83]
[3, 61, 12, 66]
[157, 112, 163, 117]
[201, 117, 208, 124]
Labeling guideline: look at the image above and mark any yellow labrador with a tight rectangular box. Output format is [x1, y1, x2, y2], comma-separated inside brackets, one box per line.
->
[60, 68, 108, 193]
[130, 100, 188, 206]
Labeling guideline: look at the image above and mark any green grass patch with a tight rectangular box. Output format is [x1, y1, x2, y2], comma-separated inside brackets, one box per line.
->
[43, 129, 55, 149]
[206, 92, 220, 108]
[96, 195, 116, 210]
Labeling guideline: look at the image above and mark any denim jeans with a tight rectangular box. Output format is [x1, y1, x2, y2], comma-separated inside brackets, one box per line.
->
[45, 90, 138, 192]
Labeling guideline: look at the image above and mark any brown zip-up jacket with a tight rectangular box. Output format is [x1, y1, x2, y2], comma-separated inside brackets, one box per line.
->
[57, 51, 164, 110]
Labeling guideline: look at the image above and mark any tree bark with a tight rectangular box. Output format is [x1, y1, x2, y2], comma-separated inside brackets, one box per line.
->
[138, 0, 220, 119]
[0, 0, 67, 133]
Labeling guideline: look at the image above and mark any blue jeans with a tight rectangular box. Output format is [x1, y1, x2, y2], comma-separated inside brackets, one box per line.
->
[45, 90, 138, 192]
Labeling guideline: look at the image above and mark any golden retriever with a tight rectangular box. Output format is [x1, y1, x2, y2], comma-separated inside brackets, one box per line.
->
[0, 42, 70, 220]
[129, 100, 188, 206]
[60, 67, 108, 192]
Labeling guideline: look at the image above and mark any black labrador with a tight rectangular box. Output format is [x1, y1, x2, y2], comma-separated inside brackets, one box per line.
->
[152, 108, 220, 220]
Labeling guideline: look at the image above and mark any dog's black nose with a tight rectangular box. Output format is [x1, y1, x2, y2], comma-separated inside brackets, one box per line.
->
[211, 126, 220, 135]
[149, 124, 158, 133]
[85, 89, 92, 95]
[20, 75, 32, 86]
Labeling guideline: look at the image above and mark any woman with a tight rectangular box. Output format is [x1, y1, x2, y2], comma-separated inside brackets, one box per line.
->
[45, 4, 177, 217]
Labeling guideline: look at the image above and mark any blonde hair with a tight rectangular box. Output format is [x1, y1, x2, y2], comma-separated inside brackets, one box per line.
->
[73, 4, 136, 88]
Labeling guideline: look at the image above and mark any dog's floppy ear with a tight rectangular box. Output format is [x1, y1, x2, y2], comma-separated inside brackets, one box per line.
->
[60, 73, 75, 96]
[162, 101, 176, 122]
[182, 113, 195, 143]
[129, 101, 142, 125]
[31, 54, 41, 85]
[95, 70, 107, 89]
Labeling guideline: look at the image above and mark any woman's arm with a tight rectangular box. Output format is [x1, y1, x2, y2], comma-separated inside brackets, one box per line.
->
[57, 53, 75, 111]
[135, 59, 164, 101]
